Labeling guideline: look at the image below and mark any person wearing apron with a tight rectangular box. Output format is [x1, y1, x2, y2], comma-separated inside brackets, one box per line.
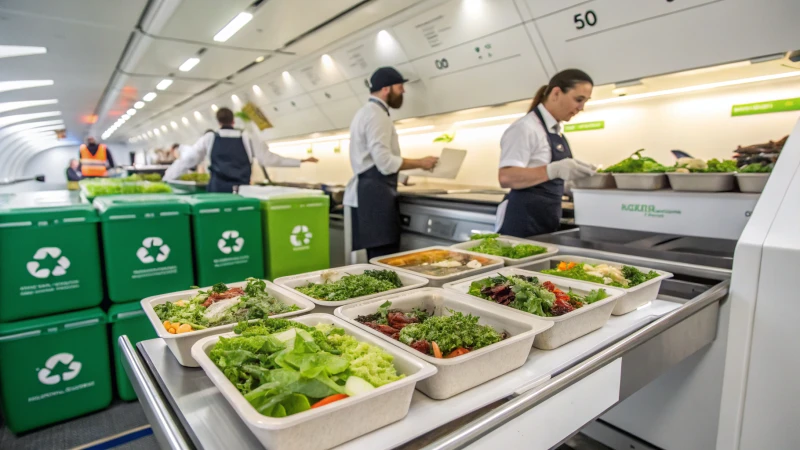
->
[496, 69, 596, 238]
[163, 107, 317, 190]
[344, 67, 439, 259]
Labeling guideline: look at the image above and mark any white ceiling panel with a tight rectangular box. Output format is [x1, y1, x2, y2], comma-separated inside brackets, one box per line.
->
[156, 0, 253, 43]
[0, 0, 146, 29]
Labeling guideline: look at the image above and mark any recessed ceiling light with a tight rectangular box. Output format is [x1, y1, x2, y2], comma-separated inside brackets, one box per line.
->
[0, 45, 47, 59]
[0, 99, 58, 114]
[127, 109, 137, 116]
[252, 85, 262, 95]
[143, 92, 157, 102]
[147, 131, 153, 137]
[193, 111, 202, 120]
[255, 55, 265, 63]
[156, 79, 173, 90]
[282, 71, 291, 81]
[154, 129, 160, 135]
[179, 57, 200, 72]
[134, 101, 145, 109]
[0, 80, 54, 94]
[321, 54, 333, 66]
[121, 114, 130, 120]
[231, 94, 240, 103]
[161, 125, 168, 132]
[170, 121, 178, 129]
[213, 12, 253, 42]
[211, 104, 219, 112]
[182, 117, 190, 125]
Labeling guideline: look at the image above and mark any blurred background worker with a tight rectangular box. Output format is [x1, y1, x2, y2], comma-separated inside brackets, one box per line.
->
[65, 159, 82, 190]
[164, 107, 318, 193]
[79, 136, 114, 178]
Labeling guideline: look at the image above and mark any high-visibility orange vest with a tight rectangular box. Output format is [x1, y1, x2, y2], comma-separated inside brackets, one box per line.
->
[80, 144, 108, 177]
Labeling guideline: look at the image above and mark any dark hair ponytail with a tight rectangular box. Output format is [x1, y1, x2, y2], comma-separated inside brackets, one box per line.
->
[528, 69, 593, 113]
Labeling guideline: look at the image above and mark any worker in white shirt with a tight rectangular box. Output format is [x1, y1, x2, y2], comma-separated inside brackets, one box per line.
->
[163, 107, 317, 192]
[344, 67, 438, 259]
[496, 69, 596, 238]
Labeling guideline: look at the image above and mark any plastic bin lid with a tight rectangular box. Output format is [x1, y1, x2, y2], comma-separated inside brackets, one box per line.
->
[108, 302, 146, 323]
[0, 307, 106, 340]
[0, 191, 98, 227]
[238, 185, 325, 200]
[93, 194, 190, 220]
[184, 193, 261, 214]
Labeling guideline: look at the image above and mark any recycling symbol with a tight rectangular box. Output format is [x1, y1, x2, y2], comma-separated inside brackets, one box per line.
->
[136, 237, 170, 264]
[290, 225, 312, 247]
[27, 247, 70, 279]
[38, 353, 82, 385]
[217, 230, 245, 254]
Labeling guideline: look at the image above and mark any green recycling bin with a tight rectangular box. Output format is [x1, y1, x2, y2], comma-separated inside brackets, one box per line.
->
[186, 193, 264, 286]
[0, 308, 112, 433]
[95, 195, 194, 303]
[0, 191, 103, 322]
[108, 302, 157, 401]
[240, 187, 330, 279]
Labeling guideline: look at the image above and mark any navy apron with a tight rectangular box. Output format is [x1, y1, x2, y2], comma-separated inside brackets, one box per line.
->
[352, 99, 401, 251]
[498, 107, 572, 238]
[207, 127, 251, 193]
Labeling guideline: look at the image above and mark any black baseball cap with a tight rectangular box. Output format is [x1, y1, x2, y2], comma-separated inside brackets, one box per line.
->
[369, 66, 408, 92]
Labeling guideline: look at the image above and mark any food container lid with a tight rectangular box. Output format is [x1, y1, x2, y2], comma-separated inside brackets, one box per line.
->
[0, 308, 106, 341]
[184, 193, 260, 214]
[93, 194, 190, 220]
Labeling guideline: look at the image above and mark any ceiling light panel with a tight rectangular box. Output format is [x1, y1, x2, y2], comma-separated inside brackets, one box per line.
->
[143, 92, 157, 101]
[0, 99, 58, 114]
[0, 45, 47, 59]
[179, 57, 200, 72]
[213, 12, 253, 42]
[156, 79, 173, 90]
[0, 111, 62, 128]
[0, 80, 54, 94]
[134, 101, 145, 109]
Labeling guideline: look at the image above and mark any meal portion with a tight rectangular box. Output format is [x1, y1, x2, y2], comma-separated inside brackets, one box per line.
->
[377, 249, 495, 277]
[670, 158, 738, 173]
[82, 180, 173, 197]
[295, 269, 403, 302]
[738, 162, 773, 173]
[467, 233, 548, 259]
[599, 149, 669, 173]
[154, 278, 300, 334]
[355, 301, 506, 358]
[541, 261, 659, 289]
[469, 274, 609, 317]
[178, 172, 211, 183]
[209, 319, 404, 417]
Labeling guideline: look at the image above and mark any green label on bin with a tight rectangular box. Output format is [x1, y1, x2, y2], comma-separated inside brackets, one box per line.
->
[264, 197, 330, 280]
[564, 121, 604, 132]
[731, 97, 800, 116]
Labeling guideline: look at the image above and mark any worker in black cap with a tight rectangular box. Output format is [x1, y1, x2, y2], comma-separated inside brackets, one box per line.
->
[344, 67, 438, 259]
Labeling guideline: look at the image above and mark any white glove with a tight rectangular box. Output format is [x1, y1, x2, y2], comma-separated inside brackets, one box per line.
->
[546, 159, 596, 181]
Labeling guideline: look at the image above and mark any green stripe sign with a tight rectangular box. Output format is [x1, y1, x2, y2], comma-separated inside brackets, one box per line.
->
[731, 97, 800, 116]
[564, 121, 604, 132]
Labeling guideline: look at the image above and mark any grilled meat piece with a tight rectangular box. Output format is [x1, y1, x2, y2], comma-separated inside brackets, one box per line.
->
[202, 287, 245, 307]
[410, 340, 430, 355]
[387, 312, 419, 330]
[362, 321, 400, 337]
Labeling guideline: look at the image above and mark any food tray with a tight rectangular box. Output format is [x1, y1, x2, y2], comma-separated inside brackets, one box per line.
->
[191, 314, 437, 450]
[572, 173, 616, 189]
[334, 288, 552, 399]
[450, 235, 558, 266]
[520, 255, 673, 315]
[274, 264, 429, 314]
[611, 173, 667, 190]
[666, 172, 735, 192]
[166, 179, 208, 194]
[142, 280, 315, 367]
[370, 246, 504, 287]
[443, 268, 624, 350]
[735, 173, 770, 193]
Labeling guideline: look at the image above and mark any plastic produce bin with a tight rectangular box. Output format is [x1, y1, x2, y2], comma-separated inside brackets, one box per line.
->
[239, 186, 330, 280]
[108, 302, 157, 401]
[0, 308, 112, 433]
[95, 195, 195, 302]
[0, 191, 104, 322]
[186, 193, 264, 286]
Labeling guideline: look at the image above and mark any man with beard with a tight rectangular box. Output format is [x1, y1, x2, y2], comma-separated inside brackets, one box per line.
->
[344, 67, 438, 259]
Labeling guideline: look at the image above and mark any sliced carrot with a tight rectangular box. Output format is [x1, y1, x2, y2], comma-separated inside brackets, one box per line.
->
[558, 262, 567, 271]
[431, 342, 443, 358]
[311, 394, 348, 409]
[445, 347, 470, 358]
[567, 262, 576, 269]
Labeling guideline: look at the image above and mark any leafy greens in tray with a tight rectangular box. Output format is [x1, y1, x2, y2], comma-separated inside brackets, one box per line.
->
[599, 149, 669, 173]
[154, 278, 300, 334]
[469, 274, 609, 317]
[295, 269, 403, 302]
[467, 233, 548, 259]
[209, 318, 404, 417]
[738, 162, 773, 173]
[541, 261, 659, 289]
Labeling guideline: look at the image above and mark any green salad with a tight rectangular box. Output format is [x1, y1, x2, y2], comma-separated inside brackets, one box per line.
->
[82, 180, 172, 197]
[541, 261, 659, 289]
[468, 233, 548, 259]
[668, 158, 738, 173]
[154, 278, 299, 334]
[599, 149, 669, 173]
[210, 318, 403, 417]
[179, 172, 211, 183]
[296, 270, 402, 302]
[739, 162, 773, 173]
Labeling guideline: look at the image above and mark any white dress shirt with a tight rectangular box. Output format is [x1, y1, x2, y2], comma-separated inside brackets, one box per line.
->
[163, 128, 301, 181]
[343, 97, 403, 208]
[498, 104, 562, 169]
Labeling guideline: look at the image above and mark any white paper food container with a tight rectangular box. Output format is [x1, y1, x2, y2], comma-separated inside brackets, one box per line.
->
[667, 172, 735, 192]
[735, 173, 770, 193]
[520, 255, 673, 315]
[370, 246, 504, 287]
[191, 314, 437, 450]
[612, 173, 667, 190]
[274, 264, 429, 314]
[443, 268, 624, 350]
[142, 280, 315, 367]
[572, 173, 616, 189]
[450, 235, 558, 266]
[335, 288, 553, 399]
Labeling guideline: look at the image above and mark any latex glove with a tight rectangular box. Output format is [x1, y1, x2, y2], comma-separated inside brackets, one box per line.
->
[546, 159, 596, 181]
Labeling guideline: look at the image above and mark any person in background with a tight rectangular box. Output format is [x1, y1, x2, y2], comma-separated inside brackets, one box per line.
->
[66, 159, 82, 182]
[495, 69, 596, 238]
[79, 136, 114, 178]
[170, 143, 181, 161]
[163, 107, 318, 193]
[344, 66, 439, 259]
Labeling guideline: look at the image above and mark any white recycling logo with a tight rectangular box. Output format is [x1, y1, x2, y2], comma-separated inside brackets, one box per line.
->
[290, 225, 312, 247]
[136, 237, 170, 264]
[217, 230, 245, 254]
[38, 353, 82, 385]
[26, 247, 71, 279]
